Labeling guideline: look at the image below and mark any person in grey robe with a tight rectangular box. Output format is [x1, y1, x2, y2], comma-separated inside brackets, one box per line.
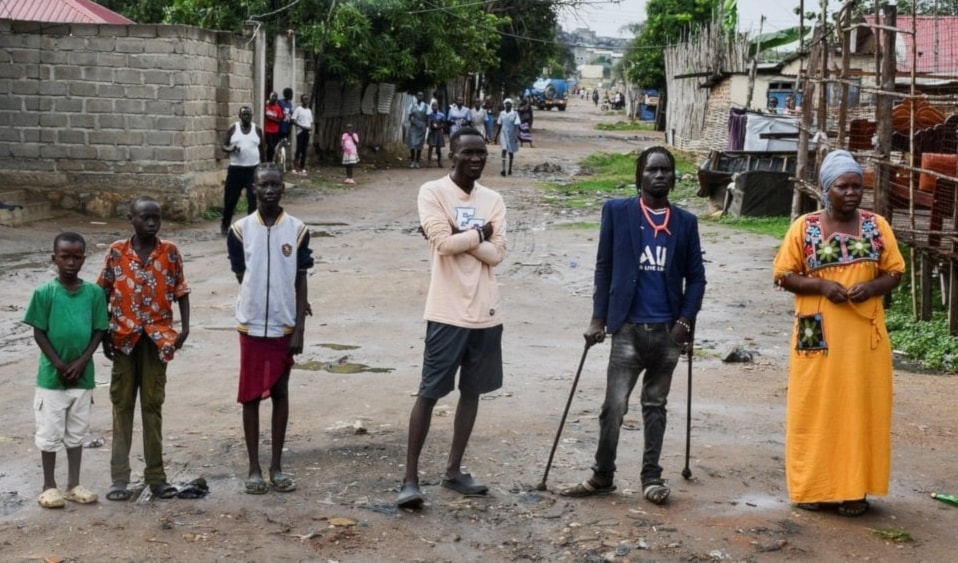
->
[406, 92, 429, 169]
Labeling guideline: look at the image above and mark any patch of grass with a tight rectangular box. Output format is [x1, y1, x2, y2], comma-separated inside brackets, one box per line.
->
[541, 150, 700, 211]
[596, 121, 654, 131]
[705, 216, 791, 239]
[886, 271, 958, 372]
[202, 207, 222, 221]
[869, 528, 915, 543]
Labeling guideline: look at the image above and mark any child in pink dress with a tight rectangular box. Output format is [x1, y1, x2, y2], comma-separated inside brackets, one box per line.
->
[341, 124, 359, 185]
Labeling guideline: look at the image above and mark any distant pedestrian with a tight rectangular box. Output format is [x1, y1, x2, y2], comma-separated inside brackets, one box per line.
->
[472, 99, 489, 142]
[220, 106, 265, 235]
[447, 95, 472, 137]
[278, 88, 294, 142]
[517, 98, 533, 148]
[767, 97, 780, 114]
[592, 89, 599, 107]
[493, 98, 521, 176]
[341, 123, 360, 185]
[482, 96, 496, 142]
[264, 92, 284, 162]
[24, 232, 109, 509]
[406, 91, 429, 169]
[290, 95, 313, 175]
[426, 101, 446, 168]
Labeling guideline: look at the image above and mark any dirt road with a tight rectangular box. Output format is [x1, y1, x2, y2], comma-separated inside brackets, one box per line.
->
[1, 97, 956, 562]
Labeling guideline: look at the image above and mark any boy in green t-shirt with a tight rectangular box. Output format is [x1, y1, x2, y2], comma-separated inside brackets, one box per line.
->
[23, 232, 109, 508]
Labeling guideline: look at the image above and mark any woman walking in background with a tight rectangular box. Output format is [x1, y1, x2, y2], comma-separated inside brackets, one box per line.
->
[426, 101, 446, 168]
[406, 92, 429, 168]
[517, 97, 533, 148]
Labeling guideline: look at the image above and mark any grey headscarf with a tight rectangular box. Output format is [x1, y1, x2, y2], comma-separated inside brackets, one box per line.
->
[819, 150, 863, 210]
[819, 150, 863, 192]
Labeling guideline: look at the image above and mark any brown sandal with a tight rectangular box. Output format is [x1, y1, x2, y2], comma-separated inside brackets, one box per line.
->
[837, 498, 869, 517]
[560, 479, 616, 498]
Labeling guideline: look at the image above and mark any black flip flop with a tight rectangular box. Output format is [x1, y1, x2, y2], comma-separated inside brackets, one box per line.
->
[177, 478, 210, 499]
[106, 482, 132, 501]
[441, 473, 488, 496]
[150, 481, 178, 499]
[397, 482, 425, 509]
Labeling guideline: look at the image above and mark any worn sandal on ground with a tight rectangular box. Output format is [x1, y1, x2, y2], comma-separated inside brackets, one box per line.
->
[177, 478, 210, 499]
[396, 482, 425, 509]
[150, 481, 178, 499]
[269, 471, 297, 493]
[106, 482, 132, 501]
[643, 480, 671, 505]
[244, 476, 269, 495]
[38, 488, 65, 509]
[559, 479, 616, 498]
[64, 485, 98, 504]
[795, 502, 822, 511]
[441, 473, 489, 496]
[837, 498, 869, 517]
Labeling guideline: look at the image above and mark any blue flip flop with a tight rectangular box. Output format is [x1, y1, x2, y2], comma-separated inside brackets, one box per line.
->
[244, 476, 269, 495]
[269, 471, 297, 493]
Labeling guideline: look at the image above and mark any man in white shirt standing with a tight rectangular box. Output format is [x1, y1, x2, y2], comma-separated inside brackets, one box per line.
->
[290, 95, 314, 176]
[221, 106, 265, 236]
[397, 126, 507, 509]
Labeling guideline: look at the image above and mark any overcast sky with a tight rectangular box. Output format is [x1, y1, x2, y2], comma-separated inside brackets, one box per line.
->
[560, 0, 844, 38]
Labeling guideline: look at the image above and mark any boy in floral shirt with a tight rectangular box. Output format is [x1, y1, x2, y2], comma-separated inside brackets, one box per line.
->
[97, 196, 190, 501]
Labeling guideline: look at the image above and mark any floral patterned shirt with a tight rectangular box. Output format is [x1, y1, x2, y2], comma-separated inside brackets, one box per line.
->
[801, 211, 885, 272]
[97, 238, 190, 363]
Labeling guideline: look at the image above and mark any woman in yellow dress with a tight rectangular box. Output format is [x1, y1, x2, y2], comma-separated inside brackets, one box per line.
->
[773, 150, 905, 517]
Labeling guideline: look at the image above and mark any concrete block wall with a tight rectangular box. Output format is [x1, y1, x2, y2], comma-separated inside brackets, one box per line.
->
[0, 20, 266, 221]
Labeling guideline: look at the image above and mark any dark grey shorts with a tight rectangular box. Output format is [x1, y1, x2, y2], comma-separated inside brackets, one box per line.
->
[418, 321, 503, 399]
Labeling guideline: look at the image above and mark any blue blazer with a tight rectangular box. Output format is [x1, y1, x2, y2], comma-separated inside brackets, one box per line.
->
[592, 196, 707, 335]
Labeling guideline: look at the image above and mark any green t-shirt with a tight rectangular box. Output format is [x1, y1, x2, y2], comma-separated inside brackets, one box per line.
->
[23, 279, 109, 390]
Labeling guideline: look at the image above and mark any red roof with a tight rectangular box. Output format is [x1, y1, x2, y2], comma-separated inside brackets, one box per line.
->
[866, 15, 958, 75]
[1, 0, 134, 24]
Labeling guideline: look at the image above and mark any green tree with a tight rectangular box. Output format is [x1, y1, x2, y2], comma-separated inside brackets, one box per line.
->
[96, 0, 563, 98]
[483, 0, 562, 97]
[544, 42, 577, 77]
[623, 0, 716, 90]
[896, 0, 958, 15]
[98, 0, 170, 24]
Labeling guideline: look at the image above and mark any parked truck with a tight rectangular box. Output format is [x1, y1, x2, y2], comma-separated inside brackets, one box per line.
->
[524, 78, 569, 111]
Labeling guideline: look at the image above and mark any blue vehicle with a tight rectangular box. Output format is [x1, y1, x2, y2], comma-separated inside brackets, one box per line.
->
[524, 78, 569, 111]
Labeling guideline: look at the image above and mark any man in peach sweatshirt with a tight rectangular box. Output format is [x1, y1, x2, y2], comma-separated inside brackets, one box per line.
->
[398, 126, 507, 509]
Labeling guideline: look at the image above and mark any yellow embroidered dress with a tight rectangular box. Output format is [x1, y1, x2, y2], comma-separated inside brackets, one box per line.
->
[773, 211, 905, 503]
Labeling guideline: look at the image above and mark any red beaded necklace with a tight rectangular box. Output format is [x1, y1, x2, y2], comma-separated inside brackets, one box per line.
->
[639, 198, 671, 238]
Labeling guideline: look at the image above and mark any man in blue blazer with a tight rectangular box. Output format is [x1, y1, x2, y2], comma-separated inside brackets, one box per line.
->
[562, 146, 706, 505]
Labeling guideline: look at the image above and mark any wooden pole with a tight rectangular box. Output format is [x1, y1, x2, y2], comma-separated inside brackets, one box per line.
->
[874, 3, 895, 220]
[793, 26, 823, 220]
[836, 3, 851, 147]
[815, 0, 828, 153]
[745, 16, 764, 110]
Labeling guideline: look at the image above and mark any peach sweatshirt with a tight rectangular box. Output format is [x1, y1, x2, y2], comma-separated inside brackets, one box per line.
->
[417, 175, 507, 329]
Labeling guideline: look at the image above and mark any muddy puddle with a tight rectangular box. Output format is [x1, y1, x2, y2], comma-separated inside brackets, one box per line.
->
[295, 359, 393, 374]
